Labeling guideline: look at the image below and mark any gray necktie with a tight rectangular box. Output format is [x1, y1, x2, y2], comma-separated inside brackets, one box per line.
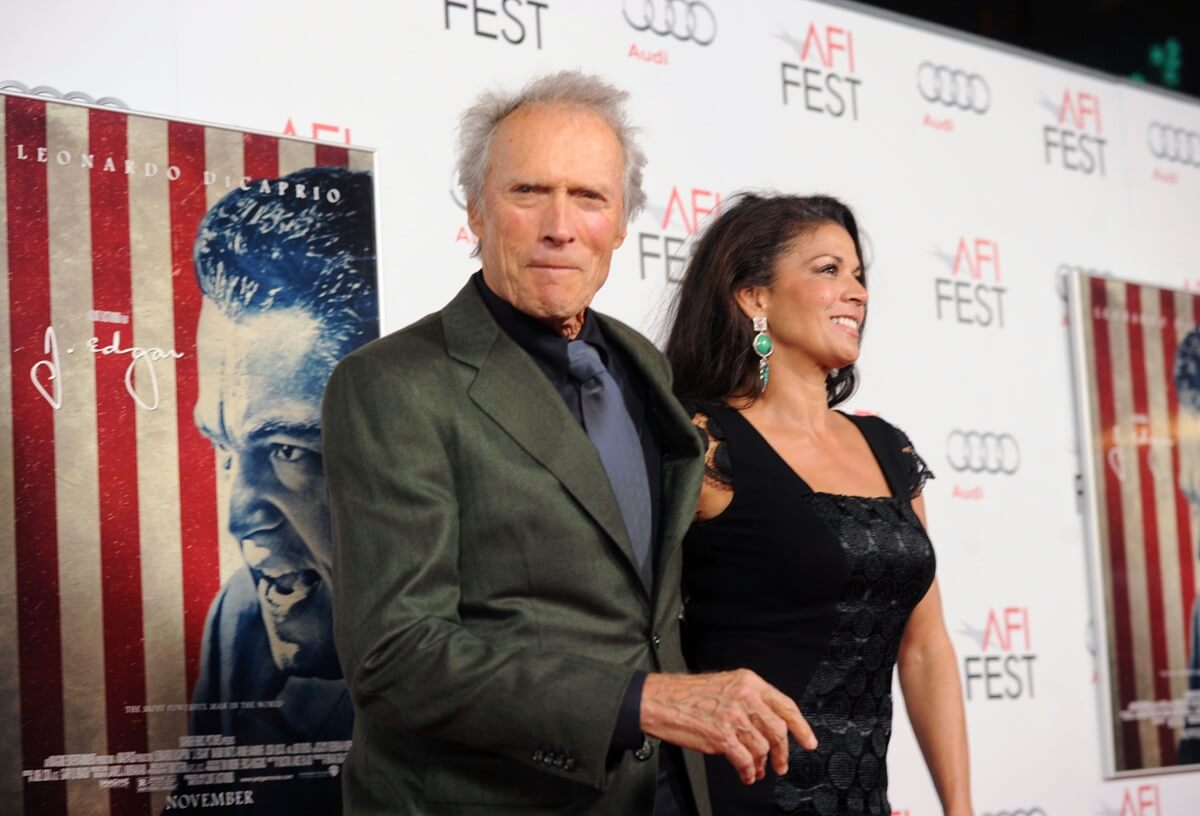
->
[567, 340, 653, 590]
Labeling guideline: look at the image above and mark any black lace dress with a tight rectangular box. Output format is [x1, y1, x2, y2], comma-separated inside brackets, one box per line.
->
[681, 404, 935, 815]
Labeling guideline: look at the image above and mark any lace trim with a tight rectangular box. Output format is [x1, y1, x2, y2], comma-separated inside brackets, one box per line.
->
[900, 443, 934, 499]
[688, 407, 732, 490]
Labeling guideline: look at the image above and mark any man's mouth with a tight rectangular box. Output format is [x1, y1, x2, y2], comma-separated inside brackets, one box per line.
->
[253, 567, 322, 614]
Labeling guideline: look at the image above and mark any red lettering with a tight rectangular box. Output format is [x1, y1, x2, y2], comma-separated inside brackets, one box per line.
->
[952, 237, 976, 279]
[661, 186, 692, 234]
[282, 118, 298, 137]
[1120, 784, 1161, 816]
[1078, 92, 1102, 135]
[312, 123, 352, 144]
[952, 237, 1000, 282]
[983, 607, 1030, 651]
[690, 189, 720, 231]
[1058, 90, 1102, 134]
[800, 23, 830, 68]
[800, 23, 855, 71]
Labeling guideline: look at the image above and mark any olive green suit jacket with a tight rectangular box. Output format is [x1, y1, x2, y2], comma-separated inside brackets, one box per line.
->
[322, 280, 708, 815]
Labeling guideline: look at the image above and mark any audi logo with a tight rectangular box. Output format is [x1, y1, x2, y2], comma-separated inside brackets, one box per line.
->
[946, 431, 1020, 475]
[622, 0, 716, 46]
[1147, 122, 1200, 168]
[916, 62, 990, 113]
[0, 80, 129, 109]
[980, 809, 1047, 816]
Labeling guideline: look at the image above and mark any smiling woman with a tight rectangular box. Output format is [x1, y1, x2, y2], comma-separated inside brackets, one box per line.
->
[665, 193, 974, 816]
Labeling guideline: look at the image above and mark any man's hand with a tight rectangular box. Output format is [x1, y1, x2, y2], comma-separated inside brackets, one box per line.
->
[640, 670, 817, 786]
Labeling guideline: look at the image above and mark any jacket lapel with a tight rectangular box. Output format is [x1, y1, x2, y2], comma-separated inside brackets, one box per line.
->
[441, 283, 644, 589]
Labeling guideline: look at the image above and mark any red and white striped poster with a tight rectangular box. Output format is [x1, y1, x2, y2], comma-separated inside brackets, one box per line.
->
[1071, 272, 1200, 776]
[1, 92, 378, 815]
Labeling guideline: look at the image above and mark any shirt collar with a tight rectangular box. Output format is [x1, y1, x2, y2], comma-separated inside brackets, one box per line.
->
[473, 271, 608, 375]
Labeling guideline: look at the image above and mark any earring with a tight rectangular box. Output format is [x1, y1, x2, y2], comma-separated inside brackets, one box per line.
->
[829, 368, 839, 378]
[752, 316, 773, 392]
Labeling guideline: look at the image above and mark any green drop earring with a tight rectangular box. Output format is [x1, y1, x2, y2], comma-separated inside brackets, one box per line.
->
[752, 316, 773, 392]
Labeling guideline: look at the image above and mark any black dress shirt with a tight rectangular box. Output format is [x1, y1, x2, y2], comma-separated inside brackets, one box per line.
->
[472, 272, 655, 751]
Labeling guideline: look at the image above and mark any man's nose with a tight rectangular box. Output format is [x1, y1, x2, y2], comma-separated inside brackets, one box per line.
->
[226, 451, 281, 541]
[540, 193, 575, 246]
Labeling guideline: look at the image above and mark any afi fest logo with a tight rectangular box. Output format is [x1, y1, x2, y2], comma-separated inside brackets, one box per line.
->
[933, 236, 1006, 329]
[624, 0, 716, 65]
[282, 119, 353, 145]
[637, 185, 722, 282]
[443, 0, 549, 49]
[1098, 784, 1162, 816]
[1042, 88, 1108, 176]
[449, 168, 478, 248]
[778, 20, 862, 121]
[1146, 121, 1200, 186]
[957, 606, 1037, 700]
[916, 61, 989, 134]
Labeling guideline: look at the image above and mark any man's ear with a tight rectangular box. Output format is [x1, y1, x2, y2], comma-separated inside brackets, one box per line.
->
[734, 285, 769, 320]
[466, 198, 483, 239]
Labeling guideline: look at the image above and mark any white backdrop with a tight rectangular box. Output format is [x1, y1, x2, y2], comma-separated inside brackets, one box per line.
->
[4, 1, 1200, 814]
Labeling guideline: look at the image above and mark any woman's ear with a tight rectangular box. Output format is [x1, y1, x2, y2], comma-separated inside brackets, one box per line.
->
[734, 285, 770, 320]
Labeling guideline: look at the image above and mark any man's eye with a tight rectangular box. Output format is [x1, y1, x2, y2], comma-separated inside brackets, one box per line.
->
[514, 184, 534, 194]
[271, 444, 307, 463]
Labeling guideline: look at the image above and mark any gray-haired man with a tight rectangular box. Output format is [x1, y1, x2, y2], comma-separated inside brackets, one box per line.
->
[323, 71, 814, 814]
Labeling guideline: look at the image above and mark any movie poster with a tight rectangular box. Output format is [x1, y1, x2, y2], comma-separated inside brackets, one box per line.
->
[1, 92, 379, 815]
[1070, 272, 1200, 777]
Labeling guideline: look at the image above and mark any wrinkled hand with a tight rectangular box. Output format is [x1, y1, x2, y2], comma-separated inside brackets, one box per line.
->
[640, 670, 817, 785]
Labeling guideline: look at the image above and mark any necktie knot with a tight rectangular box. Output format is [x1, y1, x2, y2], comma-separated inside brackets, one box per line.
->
[567, 340, 607, 385]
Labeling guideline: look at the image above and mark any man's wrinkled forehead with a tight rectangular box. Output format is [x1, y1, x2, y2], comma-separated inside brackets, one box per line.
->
[486, 103, 624, 181]
[193, 301, 332, 445]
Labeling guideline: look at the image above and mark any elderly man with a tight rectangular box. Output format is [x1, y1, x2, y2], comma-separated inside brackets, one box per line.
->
[189, 166, 378, 812]
[322, 71, 813, 815]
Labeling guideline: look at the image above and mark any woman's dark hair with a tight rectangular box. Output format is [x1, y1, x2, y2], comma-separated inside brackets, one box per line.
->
[664, 193, 865, 407]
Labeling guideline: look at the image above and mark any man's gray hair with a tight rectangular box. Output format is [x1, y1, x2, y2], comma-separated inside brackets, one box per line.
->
[456, 70, 648, 223]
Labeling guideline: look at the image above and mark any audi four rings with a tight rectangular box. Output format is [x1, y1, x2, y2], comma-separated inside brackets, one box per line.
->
[946, 431, 1020, 475]
[623, 0, 716, 45]
[1147, 122, 1200, 167]
[917, 62, 990, 113]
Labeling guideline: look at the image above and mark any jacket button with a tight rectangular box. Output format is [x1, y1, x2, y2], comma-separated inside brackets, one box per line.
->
[651, 632, 662, 650]
[633, 737, 655, 762]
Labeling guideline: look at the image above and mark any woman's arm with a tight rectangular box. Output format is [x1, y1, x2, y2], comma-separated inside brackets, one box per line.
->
[898, 495, 973, 816]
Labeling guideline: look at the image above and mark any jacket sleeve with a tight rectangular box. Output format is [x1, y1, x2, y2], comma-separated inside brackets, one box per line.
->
[321, 352, 635, 790]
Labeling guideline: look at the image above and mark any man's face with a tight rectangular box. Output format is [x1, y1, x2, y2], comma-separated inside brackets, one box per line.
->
[468, 102, 628, 328]
[1179, 404, 1200, 507]
[194, 301, 339, 678]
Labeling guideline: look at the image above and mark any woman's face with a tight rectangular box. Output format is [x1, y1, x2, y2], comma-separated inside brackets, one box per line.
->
[741, 221, 866, 375]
